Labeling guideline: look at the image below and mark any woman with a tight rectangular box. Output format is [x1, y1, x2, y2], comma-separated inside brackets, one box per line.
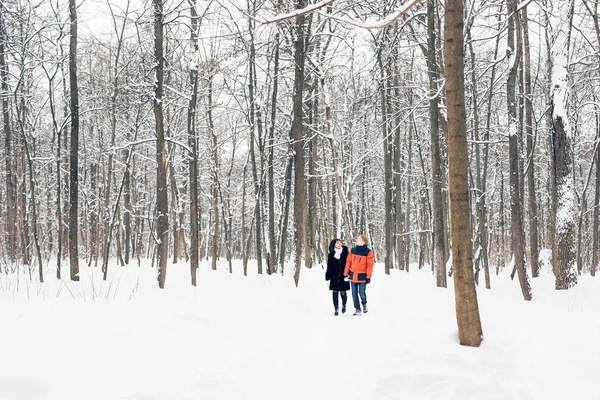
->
[344, 234, 374, 316]
[326, 239, 350, 316]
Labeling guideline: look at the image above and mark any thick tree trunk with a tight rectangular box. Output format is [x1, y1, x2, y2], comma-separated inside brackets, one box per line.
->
[0, 9, 16, 263]
[393, 54, 405, 271]
[428, 0, 446, 286]
[507, 0, 532, 300]
[444, 0, 484, 347]
[378, 44, 394, 275]
[522, 8, 540, 278]
[592, 127, 600, 277]
[292, 1, 307, 286]
[550, 0, 577, 290]
[188, 0, 200, 286]
[267, 30, 280, 275]
[404, 109, 414, 271]
[68, 0, 80, 281]
[153, 0, 169, 288]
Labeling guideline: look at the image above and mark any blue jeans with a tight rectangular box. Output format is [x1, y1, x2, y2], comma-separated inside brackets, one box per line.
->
[351, 282, 367, 310]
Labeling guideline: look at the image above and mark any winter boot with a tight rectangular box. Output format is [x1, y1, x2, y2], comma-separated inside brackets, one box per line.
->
[353, 309, 362, 316]
[342, 305, 346, 314]
[363, 304, 368, 314]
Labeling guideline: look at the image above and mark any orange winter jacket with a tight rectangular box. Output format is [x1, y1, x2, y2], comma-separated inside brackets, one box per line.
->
[344, 245, 374, 283]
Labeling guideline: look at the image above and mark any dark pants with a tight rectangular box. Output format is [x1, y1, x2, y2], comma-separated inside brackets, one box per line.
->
[351, 282, 367, 310]
[332, 291, 347, 310]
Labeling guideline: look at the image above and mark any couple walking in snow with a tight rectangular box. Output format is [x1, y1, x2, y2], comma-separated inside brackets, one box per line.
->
[325, 235, 374, 316]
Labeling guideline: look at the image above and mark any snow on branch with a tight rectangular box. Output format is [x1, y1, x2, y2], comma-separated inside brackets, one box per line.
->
[252, 0, 424, 30]
[249, 0, 336, 25]
[320, 0, 424, 30]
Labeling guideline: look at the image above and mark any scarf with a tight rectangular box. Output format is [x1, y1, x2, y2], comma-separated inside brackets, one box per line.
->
[334, 247, 343, 259]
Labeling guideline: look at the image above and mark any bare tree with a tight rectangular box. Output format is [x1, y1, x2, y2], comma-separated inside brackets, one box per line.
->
[506, 0, 532, 300]
[153, 0, 169, 288]
[427, 0, 446, 287]
[549, 0, 577, 290]
[188, 0, 201, 285]
[68, 0, 80, 281]
[445, 0, 483, 347]
[292, 0, 308, 286]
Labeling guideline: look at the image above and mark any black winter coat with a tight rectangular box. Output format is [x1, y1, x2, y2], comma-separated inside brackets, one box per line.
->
[326, 240, 350, 291]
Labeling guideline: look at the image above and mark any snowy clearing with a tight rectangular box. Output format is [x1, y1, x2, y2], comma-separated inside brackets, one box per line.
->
[1, 260, 599, 400]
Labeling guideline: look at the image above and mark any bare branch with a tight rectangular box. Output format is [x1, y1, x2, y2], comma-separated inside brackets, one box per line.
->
[320, 0, 424, 30]
[249, 0, 336, 24]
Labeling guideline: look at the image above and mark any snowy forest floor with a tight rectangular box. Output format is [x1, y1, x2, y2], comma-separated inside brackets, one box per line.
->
[1, 257, 599, 400]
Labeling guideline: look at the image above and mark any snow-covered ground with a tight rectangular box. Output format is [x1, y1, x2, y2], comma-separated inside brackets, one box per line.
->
[1, 258, 599, 400]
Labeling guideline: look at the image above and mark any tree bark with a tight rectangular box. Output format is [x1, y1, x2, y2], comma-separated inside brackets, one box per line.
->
[153, 0, 169, 288]
[68, 0, 80, 281]
[267, 28, 280, 275]
[292, 1, 307, 286]
[0, 8, 16, 263]
[507, 0, 532, 300]
[550, 0, 577, 290]
[445, 0, 484, 347]
[522, 7, 539, 278]
[378, 39, 394, 275]
[247, 3, 263, 274]
[188, 0, 200, 285]
[592, 116, 600, 277]
[428, 0, 446, 286]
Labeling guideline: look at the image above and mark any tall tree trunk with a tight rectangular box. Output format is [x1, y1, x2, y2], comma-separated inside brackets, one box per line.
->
[444, 0, 484, 347]
[68, 0, 80, 281]
[522, 7, 539, 278]
[378, 41, 394, 275]
[292, 0, 306, 286]
[428, 0, 446, 286]
[393, 51, 405, 271]
[188, 0, 200, 285]
[405, 108, 414, 271]
[153, 0, 169, 288]
[592, 113, 600, 277]
[0, 8, 16, 263]
[550, 0, 577, 290]
[486, 6, 503, 275]
[267, 29, 280, 275]
[507, 0, 532, 300]
[292, 0, 307, 286]
[208, 76, 219, 271]
[247, 4, 263, 273]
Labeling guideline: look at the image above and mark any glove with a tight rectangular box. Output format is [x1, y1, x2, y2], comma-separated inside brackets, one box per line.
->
[366, 278, 371, 284]
[343, 276, 349, 282]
